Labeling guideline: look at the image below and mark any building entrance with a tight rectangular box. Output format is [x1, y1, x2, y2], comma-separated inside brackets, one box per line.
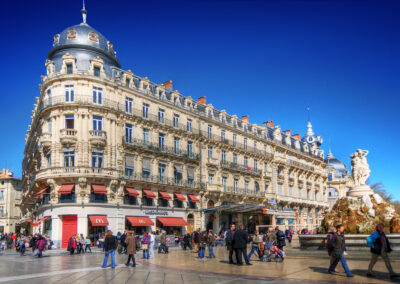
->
[61, 215, 77, 248]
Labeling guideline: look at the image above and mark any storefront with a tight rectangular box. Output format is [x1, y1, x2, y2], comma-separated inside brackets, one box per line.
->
[156, 217, 189, 235]
[125, 216, 154, 235]
[88, 215, 109, 243]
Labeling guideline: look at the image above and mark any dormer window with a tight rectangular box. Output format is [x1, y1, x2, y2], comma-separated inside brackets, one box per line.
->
[126, 78, 130, 87]
[88, 32, 99, 43]
[94, 66, 100, 77]
[67, 29, 76, 39]
[66, 63, 73, 74]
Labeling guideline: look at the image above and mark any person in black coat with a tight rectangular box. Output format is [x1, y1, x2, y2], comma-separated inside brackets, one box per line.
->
[275, 226, 286, 250]
[225, 224, 236, 264]
[233, 224, 251, 265]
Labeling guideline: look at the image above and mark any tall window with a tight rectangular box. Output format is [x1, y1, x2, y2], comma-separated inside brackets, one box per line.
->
[94, 66, 100, 77]
[158, 109, 165, 124]
[208, 173, 214, 185]
[222, 176, 227, 191]
[66, 63, 73, 74]
[234, 178, 238, 193]
[125, 155, 134, 179]
[93, 116, 103, 131]
[233, 153, 238, 165]
[142, 103, 149, 119]
[47, 118, 52, 133]
[125, 124, 133, 143]
[92, 150, 103, 168]
[173, 114, 179, 128]
[307, 190, 310, 200]
[254, 142, 257, 152]
[244, 157, 248, 168]
[289, 186, 293, 196]
[125, 78, 130, 87]
[278, 184, 283, 195]
[244, 181, 249, 194]
[254, 160, 258, 171]
[221, 130, 225, 141]
[174, 137, 180, 154]
[264, 162, 268, 172]
[143, 129, 150, 145]
[158, 163, 166, 183]
[0, 191, 3, 201]
[63, 150, 75, 168]
[208, 146, 213, 158]
[125, 97, 133, 114]
[187, 119, 192, 133]
[233, 135, 237, 146]
[315, 191, 319, 201]
[255, 182, 260, 194]
[65, 85, 74, 102]
[208, 125, 212, 139]
[221, 150, 226, 164]
[244, 138, 248, 150]
[159, 133, 165, 150]
[187, 141, 193, 157]
[65, 115, 74, 129]
[93, 87, 102, 104]
[46, 89, 52, 105]
[45, 151, 51, 168]
[298, 188, 302, 198]
[0, 205, 4, 216]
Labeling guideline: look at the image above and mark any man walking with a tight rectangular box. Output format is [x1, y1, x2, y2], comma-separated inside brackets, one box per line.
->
[248, 230, 262, 261]
[328, 224, 353, 277]
[275, 226, 286, 250]
[233, 224, 251, 266]
[225, 224, 236, 264]
[366, 223, 399, 279]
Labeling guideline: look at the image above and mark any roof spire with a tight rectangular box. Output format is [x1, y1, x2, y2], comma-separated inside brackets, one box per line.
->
[81, 0, 87, 25]
[306, 106, 311, 121]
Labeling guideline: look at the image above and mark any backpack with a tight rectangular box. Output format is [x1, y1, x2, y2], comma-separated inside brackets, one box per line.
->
[326, 233, 334, 250]
[277, 231, 285, 242]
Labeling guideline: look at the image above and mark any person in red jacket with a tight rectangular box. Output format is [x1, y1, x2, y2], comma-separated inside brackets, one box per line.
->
[36, 235, 47, 258]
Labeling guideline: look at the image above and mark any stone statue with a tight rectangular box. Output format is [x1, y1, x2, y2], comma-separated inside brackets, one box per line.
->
[348, 149, 373, 197]
[350, 149, 370, 186]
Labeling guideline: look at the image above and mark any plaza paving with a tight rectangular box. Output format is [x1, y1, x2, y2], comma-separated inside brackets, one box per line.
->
[1, 245, 400, 283]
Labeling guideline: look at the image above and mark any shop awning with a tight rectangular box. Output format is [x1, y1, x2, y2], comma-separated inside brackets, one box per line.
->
[174, 193, 186, 201]
[58, 184, 75, 194]
[89, 215, 109, 226]
[159, 191, 171, 200]
[126, 216, 154, 226]
[188, 194, 199, 203]
[143, 189, 156, 199]
[157, 217, 189, 227]
[125, 187, 139, 197]
[37, 216, 50, 223]
[35, 187, 49, 197]
[31, 223, 39, 227]
[92, 184, 107, 194]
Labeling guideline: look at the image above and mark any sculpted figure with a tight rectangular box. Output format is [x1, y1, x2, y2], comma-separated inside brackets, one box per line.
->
[350, 149, 370, 186]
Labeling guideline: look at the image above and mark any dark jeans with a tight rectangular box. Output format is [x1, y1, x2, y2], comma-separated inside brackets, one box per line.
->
[20, 245, 25, 255]
[236, 247, 249, 265]
[126, 254, 136, 266]
[70, 248, 75, 255]
[329, 254, 352, 276]
[228, 247, 235, 263]
[248, 246, 261, 260]
[183, 242, 192, 250]
[85, 244, 91, 252]
[158, 243, 168, 253]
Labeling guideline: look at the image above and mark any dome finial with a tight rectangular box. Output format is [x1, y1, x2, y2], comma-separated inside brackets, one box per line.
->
[81, 0, 87, 25]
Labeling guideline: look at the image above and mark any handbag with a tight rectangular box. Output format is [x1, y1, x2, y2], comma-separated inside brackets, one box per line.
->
[142, 244, 148, 250]
[25, 242, 30, 248]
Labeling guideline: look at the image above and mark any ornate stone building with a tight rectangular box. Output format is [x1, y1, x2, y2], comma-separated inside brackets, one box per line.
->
[21, 6, 330, 247]
[0, 169, 23, 233]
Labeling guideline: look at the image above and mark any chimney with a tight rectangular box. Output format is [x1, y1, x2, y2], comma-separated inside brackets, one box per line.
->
[264, 120, 274, 128]
[283, 130, 292, 136]
[292, 134, 301, 140]
[162, 80, 173, 89]
[197, 96, 206, 105]
[241, 115, 249, 123]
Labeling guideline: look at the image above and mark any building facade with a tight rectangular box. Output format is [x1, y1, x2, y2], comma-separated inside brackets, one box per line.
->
[0, 169, 23, 233]
[21, 7, 330, 248]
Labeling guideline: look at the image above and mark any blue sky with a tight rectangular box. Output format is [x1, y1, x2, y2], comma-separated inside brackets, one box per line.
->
[0, 0, 399, 198]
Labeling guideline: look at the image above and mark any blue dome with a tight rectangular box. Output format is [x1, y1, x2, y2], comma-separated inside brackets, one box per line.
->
[325, 151, 349, 178]
[48, 23, 120, 77]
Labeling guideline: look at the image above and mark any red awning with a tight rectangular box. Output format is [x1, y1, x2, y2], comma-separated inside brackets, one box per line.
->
[92, 184, 107, 194]
[37, 216, 50, 223]
[31, 223, 39, 227]
[35, 187, 49, 197]
[125, 187, 139, 197]
[126, 216, 154, 227]
[157, 217, 189, 227]
[174, 193, 186, 201]
[159, 191, 171, 200]
[89, 215, 109, 226]
[58, 184, 75, 194]
[188, 194, 199, 203]
[262, 208, 268, 215]
[143, 189, 156, 199]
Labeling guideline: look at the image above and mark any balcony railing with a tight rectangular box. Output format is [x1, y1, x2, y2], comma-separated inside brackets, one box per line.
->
[123, 137, 200, 161]
[220, 161, 262, 176]
[89, 130, 107, 137]
[37, 166, 120, 180]
[60, 129, 77, 137]
[124, 173, 204, 189]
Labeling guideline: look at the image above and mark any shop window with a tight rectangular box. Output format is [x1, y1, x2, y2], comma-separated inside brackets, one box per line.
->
[142, 196, 153, 206]
[158, 198, 169, 207]
[123, 195, 137, 205]
[59, 190, 75, 203]
[174, 199, 183, 208]
[90, 192, 107, 203]
[277, 218, 285, 225]
[188, 201, 197, 209]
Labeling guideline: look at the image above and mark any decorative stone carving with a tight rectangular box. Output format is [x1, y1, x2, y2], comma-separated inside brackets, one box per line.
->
[348, 149, 373, 197]
[110, 180, 119, 193]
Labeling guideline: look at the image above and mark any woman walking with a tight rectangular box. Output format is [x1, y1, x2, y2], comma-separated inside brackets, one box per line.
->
[102, 230, 117, 269]
[198, 231, 207, 259]
[207, 231, 216, 258]
[141, 231, 150, 259]
[36, 235, 46, 258]
[125, 231, 137, 267]
[68, 235, 76, 255]
[85, 236, 92, 252]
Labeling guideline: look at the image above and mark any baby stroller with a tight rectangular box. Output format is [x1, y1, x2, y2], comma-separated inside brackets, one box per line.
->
[261, 241, 285, 263]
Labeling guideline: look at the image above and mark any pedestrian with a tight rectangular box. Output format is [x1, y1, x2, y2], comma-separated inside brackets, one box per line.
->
[29, 235, 37, 253]
[207, 230, 216, 258]
[225, 224, 236, 264]
[285, 228, 293, 245]
[75, 234, 81, 254]
[326, 226, 338, 272]
[248, 230, 262, 261]
[183, 232, 192, 250]
[125, 231, 137, 267]
[328, 224, 353, 277]
[366, 223, 399, 279]
[120, 231, 127, 254]
[233, 224, 251, 266]
[149, 231, 155, 259]
[142, 231, 150, 259]
[36, 235, 46, 258]
[193, 228, 200, 253]
[198, 231, 207, 259]
[158, 231, 168, 254]
[18, 234, 26, 256]
[85, 236, 92, 252]
[79, 234, 86, 254]
[266, 227, 276, 245]
[102, 230, 117, 269]
[68, 234, 76, 255]
[275, 227, 286, 250]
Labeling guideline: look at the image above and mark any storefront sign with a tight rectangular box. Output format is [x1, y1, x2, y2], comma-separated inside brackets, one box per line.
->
[144, 209, 168, 216]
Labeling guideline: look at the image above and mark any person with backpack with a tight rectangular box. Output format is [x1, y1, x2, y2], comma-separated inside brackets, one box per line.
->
[328, 224, 353, 277]
[275, 227, 286, 250]
[326, 226, 338, 272]
[366, 223, 399, 279]
[285, 228, 293, 245]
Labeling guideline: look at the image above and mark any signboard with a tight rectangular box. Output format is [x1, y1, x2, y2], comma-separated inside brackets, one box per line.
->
[268, 199, 276, 205]
[144, 210, 168, 216]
